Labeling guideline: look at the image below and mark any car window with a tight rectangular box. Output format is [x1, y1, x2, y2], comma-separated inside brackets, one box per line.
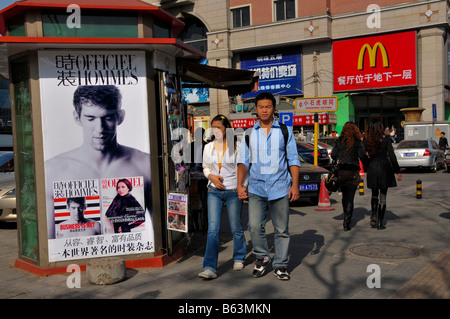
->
[397, 141, 428, 149]
[431, 140, 439, 149]
[0, 152, 14, 172]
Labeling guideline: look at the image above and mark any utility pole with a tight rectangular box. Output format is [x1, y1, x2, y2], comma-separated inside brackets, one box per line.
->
[313, 51, 319, 166]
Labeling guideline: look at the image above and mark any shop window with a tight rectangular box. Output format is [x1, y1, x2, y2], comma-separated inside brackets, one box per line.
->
[42, 10, 138, 38]
[7, 14, 26, 36]
[231, 6, 250, 28]
[274, 0, 296, 21]
[154, 20, 171, 38]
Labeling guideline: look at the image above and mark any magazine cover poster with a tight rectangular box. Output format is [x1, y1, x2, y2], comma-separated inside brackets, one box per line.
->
[53, 179, 101, 239]
[167, 193, 188, 233]
[39, 50, 155, 261]
[101, 176, 146, 234]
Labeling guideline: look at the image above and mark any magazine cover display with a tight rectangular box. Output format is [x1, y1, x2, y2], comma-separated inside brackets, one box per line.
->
[167, 193, 188, 233]
[38, 50, 154, 262]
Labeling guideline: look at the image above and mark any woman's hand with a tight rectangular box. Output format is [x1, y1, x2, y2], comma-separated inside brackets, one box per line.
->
[209, 174, 225, 189]
[237, 185, 248, 200]
[397, 173, 402, 181]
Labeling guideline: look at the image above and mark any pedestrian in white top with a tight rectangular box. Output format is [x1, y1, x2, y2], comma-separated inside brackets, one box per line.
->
[198, 115, 247, 279]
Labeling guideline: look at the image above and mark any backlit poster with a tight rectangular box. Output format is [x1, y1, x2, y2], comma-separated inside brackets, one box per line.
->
[333, 31, 417, 91]
[241, 47, 302, 98]
[38, 50, 154, 262]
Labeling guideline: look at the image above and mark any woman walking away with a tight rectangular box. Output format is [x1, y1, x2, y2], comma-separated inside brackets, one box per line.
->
[364, 119, 402, 230]
[199, 114, 247, 279]
[331, 122, 365, 231]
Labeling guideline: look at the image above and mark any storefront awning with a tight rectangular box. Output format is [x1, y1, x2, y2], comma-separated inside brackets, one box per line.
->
[179, 60, 259, 96]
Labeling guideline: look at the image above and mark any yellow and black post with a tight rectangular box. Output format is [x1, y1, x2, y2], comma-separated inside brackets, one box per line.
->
[416, 179, 422, 199]
[359, 178, 364, 196]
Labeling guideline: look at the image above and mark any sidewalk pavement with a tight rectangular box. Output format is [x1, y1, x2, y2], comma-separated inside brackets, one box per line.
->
[0, 182, 449, 300]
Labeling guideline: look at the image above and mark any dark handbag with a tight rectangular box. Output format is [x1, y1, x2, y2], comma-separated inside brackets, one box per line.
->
[325, 160, 340, 192]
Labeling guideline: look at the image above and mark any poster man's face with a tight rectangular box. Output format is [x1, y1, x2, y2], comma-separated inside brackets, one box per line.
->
[75, 101, 124, 151]
[68, 202, 85, 221]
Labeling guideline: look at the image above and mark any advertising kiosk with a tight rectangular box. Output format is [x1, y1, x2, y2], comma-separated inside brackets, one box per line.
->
[0, 0, 209, 275]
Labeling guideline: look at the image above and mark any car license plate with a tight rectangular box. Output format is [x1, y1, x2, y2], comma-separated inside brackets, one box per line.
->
[300, 184, 318, 191]
[403, 153, 415, 157]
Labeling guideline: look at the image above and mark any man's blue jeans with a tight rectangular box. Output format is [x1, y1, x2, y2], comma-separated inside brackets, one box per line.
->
[203, 188, 246, 272]
[248, 193, 290, 269]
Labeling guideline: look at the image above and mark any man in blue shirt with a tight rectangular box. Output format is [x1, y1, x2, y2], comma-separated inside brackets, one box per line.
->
[237, 92, 300, 280]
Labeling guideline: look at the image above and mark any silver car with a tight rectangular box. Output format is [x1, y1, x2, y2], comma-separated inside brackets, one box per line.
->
[0, 152, 15, 222]
[394, 139, 445, 172]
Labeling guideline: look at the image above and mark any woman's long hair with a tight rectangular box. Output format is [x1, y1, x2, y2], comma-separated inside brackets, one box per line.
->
[340, 121, 362, 151]
[366, 119, 386, 157]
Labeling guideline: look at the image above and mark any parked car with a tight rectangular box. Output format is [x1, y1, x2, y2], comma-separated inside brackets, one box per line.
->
[445, 150, 450, 173]
[296, 141, 330, 167]
[318, 137, 338, 147]
[394, 139, 445, 172]
[305, 141, 333, 166]
[296, 154, 329, 205]
[0, 151, 16, 222]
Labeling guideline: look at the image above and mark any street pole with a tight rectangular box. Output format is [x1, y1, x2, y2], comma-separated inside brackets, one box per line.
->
[313, 51, 319, 166]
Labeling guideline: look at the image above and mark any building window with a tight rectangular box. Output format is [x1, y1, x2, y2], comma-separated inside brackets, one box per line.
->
[274, 0, 295, 21]
[179, 16, 208, 53]
[231, 6, 250, 28]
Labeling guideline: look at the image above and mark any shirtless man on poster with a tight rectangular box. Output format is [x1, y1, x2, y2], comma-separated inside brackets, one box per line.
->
[45, 85, 151, 238]
[55, 197, 101, 238]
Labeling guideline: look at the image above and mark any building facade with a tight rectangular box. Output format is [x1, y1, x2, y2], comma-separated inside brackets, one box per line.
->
[151, 0, 450, 137]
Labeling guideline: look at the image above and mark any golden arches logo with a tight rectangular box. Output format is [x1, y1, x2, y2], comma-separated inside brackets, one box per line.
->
[357, 42, 389, 70]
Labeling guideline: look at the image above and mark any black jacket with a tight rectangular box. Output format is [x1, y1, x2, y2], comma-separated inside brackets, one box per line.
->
[364, 135, 400, 190]
[331, 137, 365, 171]
[106, 193, 145, 233]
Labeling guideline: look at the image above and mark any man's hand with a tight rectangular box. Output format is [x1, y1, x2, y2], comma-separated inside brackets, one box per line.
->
[288, 185, 300, 202]
[238, 185, 248, 200]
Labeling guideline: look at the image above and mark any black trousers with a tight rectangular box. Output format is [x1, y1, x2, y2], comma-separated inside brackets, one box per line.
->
[339, 170, 360, 227]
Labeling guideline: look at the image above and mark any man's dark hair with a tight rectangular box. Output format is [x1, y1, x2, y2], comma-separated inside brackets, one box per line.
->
[67, 197, 86, 209]
[442, 132, 446, 136]
[73, 85, 122, 116]
[255, 92, 276, 108]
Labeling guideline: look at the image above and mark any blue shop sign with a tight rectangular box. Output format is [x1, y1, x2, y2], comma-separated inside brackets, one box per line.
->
[241, 47, 302, 98]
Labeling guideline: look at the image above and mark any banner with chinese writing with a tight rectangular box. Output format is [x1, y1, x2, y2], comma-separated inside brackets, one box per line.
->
[39, 50, 155, 261]
[241, 47, 302, 98]
[232, 115, 329, 128]
[333, 31, 417, 92]
[295, 97, 337, 112]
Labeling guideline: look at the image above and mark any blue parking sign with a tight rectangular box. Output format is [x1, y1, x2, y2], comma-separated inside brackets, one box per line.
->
[279, 112, 293, 127]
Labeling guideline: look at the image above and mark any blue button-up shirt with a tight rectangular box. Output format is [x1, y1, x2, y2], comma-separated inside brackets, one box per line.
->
[238, 119, 300, 200]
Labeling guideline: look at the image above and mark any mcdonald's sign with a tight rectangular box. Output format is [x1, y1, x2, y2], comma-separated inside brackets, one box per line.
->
[333, 31, 416, 92]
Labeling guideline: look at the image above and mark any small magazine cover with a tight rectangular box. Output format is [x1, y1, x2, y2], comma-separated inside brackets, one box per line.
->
[101, 176, 146, 234]
[167, 193, 188, 233]
[53, 179, 101, 239]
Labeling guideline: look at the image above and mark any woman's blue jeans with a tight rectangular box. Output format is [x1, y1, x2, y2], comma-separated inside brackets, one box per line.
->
[248, 193, 290, 269]
[203, 188, 246, 273]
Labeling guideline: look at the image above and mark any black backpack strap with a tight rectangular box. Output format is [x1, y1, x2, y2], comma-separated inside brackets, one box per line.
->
[245, 132, 252, 171]
[279, 123, 291, 172]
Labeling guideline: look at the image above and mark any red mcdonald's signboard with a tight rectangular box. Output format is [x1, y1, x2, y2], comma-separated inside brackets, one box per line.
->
[333, 31, 417, 92]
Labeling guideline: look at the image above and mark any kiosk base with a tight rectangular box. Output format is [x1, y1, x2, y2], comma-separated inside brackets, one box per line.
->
[14, 247, 187, 276]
